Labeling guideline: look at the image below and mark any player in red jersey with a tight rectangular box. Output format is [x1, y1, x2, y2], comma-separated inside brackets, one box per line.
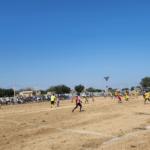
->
[71, 94, 74, 103]
[118, 91, 122, 103]
[72, 93, 82, 113]
[92, 93, 94, 102]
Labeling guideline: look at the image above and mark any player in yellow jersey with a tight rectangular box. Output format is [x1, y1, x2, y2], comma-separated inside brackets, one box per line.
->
[85, 94, 89, 104]
[110, 92, 113, 99]
[134, 90, 138, 99]
[130, 91, 134, 99]
[51, 94, 56, 108]
[125, 91, 129, 101]
[144, 91, 149, 104]
[115, 91, 117, 99]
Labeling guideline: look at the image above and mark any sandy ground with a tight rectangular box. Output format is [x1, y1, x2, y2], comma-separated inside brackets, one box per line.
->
[1, 96, 150, 150]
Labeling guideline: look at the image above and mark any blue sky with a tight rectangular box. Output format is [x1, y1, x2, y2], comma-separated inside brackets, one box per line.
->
[0, 0, 150, 90]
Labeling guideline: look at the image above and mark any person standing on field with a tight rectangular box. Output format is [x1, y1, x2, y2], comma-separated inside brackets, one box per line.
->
[71, 94, 74, 103]
[130, 91, 134, 99]
[57, 95, 60, 107]
[115, 91, 117, 99]
[125, 91, 129, 101]
[144, 91, 150, 104]
[118, 91, 122, 103]
[134, 90, 138, 99]
[104, 92, 107, 98]
[51, 94, 56, 108]
[85, 94, 89, 104]
[72, 93, 82, 113]
[92, 93, 94, 102]
[110, 92, 113, 99]
[142, 90, 145, 99]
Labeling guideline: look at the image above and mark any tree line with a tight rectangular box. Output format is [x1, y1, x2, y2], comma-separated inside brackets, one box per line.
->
[0, 88, 14, 97]
[45, 84, 103, 94]
[0, 76, 149, 97]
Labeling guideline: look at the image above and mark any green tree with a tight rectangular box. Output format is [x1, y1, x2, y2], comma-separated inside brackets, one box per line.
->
[46, 86, 56, 92]
[86, 87, 95, 92]
[131, 87, 134, 90]
[136, 86, 141, 88]
[33, 91, 36, 95]
[55, 85, 70, 94]
[140, 77, 150, 88]
[19, 89, 24, 92]
[75, 84, 84, 93]
[39, 90, 47, 95]
[0, 88, 14, 97]
[122, 88, 129, 91]
[95, 89, 102, 92]
[24, 87, 34, 91]
[86, 87, 102, 92]
[19, 87, 34, 92]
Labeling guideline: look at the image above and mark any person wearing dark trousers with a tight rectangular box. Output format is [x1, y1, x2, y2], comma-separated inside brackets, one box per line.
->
[72, 93, 82, 113]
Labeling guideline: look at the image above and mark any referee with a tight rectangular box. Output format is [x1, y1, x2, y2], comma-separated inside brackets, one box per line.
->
[51, 94, 56, 108]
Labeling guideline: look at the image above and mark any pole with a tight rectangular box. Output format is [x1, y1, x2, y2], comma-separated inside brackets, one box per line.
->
[105, 81, 106, 92]
[106, 80, 108, 93]
[14, 83, 15, 99]
[35, 83, 37, 94]
[121, 83, 122, 91]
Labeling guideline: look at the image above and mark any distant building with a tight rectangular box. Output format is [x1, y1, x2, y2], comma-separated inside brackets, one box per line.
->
[36, 91, 41, 96]
[108, 89, 116, 92]
[82, 89, 86, 93]
[70, 89, 77, 93]
[15, 91, 19, 96]
[47, 91, 55, 95]
[115, 89, 120, 92]
[19, 91, 33, 96]
[134, 88, 141, 90]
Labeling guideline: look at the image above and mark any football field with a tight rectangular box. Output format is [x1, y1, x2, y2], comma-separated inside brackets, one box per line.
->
[1, 96, 150, 150]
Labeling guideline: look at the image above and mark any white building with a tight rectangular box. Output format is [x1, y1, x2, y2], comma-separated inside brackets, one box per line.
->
[19, 91, 33, 96]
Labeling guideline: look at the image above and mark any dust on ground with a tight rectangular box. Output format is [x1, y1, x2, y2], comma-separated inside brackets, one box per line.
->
[0, 96, 150, 150]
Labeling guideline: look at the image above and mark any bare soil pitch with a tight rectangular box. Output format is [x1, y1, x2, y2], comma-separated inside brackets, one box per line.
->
[0, 96, 150, 150]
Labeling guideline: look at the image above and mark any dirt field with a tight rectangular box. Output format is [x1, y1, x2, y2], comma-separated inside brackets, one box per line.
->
[1, 96, 150, 150]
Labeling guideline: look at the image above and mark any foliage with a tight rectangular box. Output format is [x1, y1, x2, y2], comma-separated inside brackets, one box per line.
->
[0, 88, 14, 97]
[95, 89, 102, 92]
[33, 91, 36, 95]
[54, 85, 70, 94]
[86, 87, 102, 92]
[19, 87, 34, 91]
[136, 86, 141, 88]
[24, 87, 34, 91]
[75, 84, 84, 93]
[39, 90, 47, 95]
[131, 87, 134, 90]
[122, 88, 129, 91]
[19, 89, 24, 92]
[140, 77, 150, 88]
[46, 86, 56, 92]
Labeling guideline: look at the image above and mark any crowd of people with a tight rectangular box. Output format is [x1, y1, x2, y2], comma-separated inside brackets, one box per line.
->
[49, 93, 95, 112]
[108, 90, 149, 104]
[0, 90, 149, 111]
[70, 90, 150, 113]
